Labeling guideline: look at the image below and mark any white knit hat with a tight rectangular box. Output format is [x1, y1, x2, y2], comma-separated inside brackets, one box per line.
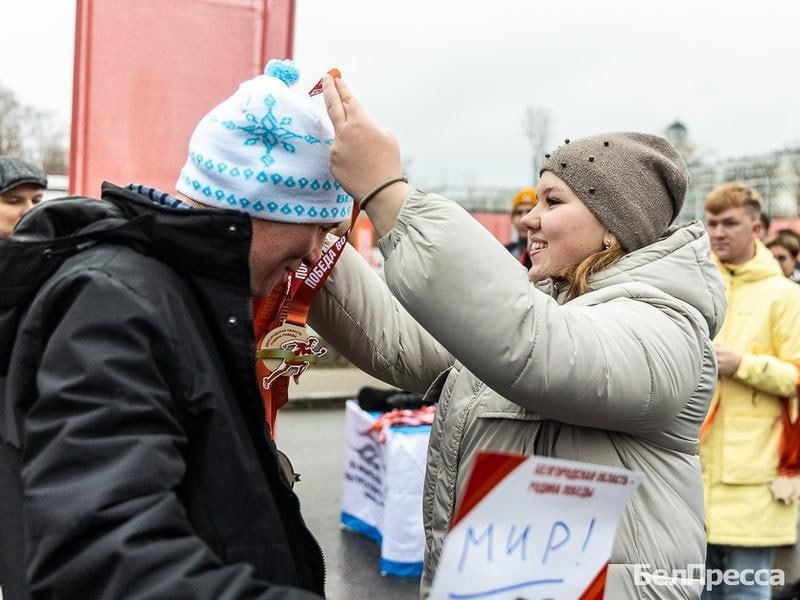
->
[176, 59, 352, 223]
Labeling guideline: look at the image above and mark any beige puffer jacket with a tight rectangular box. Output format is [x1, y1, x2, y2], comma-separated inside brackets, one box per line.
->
[309, 191, 726, 599]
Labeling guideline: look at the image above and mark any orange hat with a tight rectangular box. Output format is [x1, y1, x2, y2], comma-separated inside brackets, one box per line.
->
[512, 187, 537, 210]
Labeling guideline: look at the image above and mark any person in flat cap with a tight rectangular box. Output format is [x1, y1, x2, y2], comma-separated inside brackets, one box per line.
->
[307, 75, 727, 599]
[505, 186, 536, 268]
[0, 156, 47, 239]
[0, 60, 343, 599]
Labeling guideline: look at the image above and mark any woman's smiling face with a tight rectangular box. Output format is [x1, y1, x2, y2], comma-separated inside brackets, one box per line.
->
[522, 171, 608, 282]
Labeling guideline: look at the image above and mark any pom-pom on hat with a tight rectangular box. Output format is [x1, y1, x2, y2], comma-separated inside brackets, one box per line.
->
[176, 59, 352, 224]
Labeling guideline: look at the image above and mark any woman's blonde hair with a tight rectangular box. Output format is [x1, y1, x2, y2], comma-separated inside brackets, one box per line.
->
[552, 239, 626, 301]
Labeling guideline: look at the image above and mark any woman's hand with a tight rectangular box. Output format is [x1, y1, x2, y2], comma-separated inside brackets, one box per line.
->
[323, 74, 409, 236]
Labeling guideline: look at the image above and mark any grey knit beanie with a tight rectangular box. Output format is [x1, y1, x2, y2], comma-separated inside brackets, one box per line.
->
[539, 132, 688, 252]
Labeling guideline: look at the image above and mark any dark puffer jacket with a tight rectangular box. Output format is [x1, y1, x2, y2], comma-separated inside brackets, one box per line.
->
[0, 183, 324, 600]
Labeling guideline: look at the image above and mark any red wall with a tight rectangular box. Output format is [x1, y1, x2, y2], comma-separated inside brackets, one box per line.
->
[769, 217, 800, 236]
[70, 0, 295, 196]
[470, 212, 513, 245]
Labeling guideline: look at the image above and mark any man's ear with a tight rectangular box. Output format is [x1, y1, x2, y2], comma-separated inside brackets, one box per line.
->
[753, 218, 763, 238]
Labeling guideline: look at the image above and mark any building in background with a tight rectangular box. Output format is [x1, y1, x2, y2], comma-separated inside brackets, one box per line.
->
[425, 124, 800, 250]
[667, 121, 800, 231]
[664, 120, 696, 162]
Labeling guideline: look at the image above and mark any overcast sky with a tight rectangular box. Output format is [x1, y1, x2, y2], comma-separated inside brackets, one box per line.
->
[2, 0, 799, 187]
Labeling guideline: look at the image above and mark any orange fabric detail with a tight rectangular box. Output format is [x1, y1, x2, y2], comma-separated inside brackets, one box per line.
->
[253, 285, 290, 437]
[699, 391, 721, 439]
[703, 371, 800, 476]
[777, 364, 800, 476]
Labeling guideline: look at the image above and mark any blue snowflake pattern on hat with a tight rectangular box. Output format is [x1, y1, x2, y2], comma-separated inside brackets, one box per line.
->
[223, 95, 325, 168]
[176, 58, 352, 224]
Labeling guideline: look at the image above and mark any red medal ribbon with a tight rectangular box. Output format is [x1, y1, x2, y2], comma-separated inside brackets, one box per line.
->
[279, 66, 354, 326]
[284, 224, 356, 326]
[256, 67, 357, 390]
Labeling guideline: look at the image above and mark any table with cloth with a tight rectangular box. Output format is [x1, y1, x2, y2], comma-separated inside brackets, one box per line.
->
[340, 400, 432, 577]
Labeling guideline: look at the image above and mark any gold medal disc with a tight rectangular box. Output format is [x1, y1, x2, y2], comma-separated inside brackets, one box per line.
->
[258, 323, 309, 372]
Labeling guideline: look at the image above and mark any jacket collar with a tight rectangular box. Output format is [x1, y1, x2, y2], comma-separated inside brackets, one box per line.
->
[714, 240, 784, 283]
[1, 182, 253, 301]
[0, 182, 255, 372]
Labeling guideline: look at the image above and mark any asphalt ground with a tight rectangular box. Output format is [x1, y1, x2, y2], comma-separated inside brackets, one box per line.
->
[275, 406, 419, 600]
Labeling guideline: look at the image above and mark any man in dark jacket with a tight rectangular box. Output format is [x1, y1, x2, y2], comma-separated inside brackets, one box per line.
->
[0, 60, 348, 599]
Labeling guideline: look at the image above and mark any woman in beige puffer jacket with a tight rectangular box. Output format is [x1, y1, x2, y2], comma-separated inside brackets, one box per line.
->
[309, 76, 727, 599]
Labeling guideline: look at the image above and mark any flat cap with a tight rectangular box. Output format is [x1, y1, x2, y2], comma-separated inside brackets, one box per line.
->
[0, 157, 48, 195]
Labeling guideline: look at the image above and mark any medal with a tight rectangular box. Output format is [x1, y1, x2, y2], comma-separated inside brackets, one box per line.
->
[258, 323, 309, 372]
[256, 323, 328, 389]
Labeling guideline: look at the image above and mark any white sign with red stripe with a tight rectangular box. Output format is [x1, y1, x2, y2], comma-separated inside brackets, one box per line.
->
[429, 453, 641, 600]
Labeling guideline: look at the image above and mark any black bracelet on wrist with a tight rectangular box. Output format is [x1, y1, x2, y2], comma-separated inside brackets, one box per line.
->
[359, 176, 408, 210]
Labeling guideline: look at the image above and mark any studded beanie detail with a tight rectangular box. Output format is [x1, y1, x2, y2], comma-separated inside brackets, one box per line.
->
[540, 132, 688, 252]
[176, 59, 352, 224]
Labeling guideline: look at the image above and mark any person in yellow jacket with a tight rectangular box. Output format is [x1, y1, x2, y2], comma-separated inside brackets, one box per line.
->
[702, 182, 800, 599]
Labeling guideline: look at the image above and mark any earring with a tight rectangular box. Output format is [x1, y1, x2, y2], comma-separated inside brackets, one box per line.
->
[603, 239, 611, 249]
